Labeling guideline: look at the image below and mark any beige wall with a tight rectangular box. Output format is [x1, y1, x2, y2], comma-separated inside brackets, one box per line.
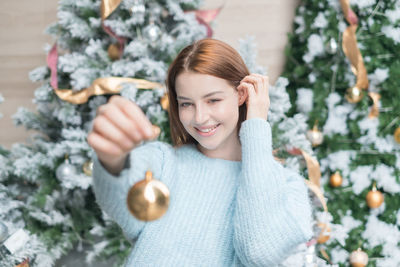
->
[0, 0, 298, 149]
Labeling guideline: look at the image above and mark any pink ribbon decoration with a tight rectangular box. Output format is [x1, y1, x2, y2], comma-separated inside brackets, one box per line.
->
[102, 23, 126, 57]
[47, 43, 59, 89]
[347, 8, 358, 25]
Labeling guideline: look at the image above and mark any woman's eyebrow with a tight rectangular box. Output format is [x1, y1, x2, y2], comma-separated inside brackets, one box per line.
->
[177, 91, 224, 100]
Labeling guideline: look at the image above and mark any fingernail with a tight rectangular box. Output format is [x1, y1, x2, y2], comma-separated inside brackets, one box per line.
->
[146, 127, 153, 137]
[152, 125, 161, 137]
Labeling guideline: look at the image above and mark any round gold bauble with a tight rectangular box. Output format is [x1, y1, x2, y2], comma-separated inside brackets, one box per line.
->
[108, 44, 120, 61]
[394, 127, 400, 144]
[349, 248, 368, 267]
[366, 187, 384, 209]
[83, 160, 93, 176]
[345, 86, 364, 103]
[316, 222, 331, 244]
[329, 171, 343, 187]
[306, 125, 324, 147]
[160, 93, 169, 111]
[127, 170, 169, 221]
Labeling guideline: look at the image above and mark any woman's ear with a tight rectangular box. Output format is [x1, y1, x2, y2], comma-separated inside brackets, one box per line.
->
[237, 86, 248, 106]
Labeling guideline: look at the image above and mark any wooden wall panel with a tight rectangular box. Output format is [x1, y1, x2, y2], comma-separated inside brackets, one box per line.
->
[0, 0, 58, 149]
[0, 0, 298, 149]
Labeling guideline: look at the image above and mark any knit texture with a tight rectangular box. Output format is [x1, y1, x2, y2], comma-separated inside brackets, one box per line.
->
[92, 118, 313, 266]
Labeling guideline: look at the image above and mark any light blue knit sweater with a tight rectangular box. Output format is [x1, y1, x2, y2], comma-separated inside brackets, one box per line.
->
[92, 118, 313, 266]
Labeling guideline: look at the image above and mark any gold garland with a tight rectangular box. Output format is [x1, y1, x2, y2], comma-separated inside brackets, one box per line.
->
[101, 0, 121, 20]
[54, 77, 163, 104]
[299, 150, 328, 212]
[341, 24, 369, 90]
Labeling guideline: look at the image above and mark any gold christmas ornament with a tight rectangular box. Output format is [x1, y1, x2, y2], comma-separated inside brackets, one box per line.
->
[107, 43, 120, 61]
[83, 160, 93, 176]
[366, 183, 384, 209]
[306, 125, 324, 147]
[127, 170, 170, 221]
[329, 171, 343, 187]
[316, 222, 331, 244]
[349, 248, 368, 267]
[394, 127, 400, 144]
[160, 93, 169, 111]
[345, 86, 364, 103]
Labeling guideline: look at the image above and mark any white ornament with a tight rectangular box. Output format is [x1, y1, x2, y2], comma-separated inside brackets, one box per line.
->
[304, 243, 318, 267]
[326, 38, 338, 54]
[56, 160, 77, 180]
[143, 22, 161, 43]
[349, 248, 368, 267]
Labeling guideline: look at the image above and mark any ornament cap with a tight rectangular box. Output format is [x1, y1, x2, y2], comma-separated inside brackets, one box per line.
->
[145, 170, 153, 181]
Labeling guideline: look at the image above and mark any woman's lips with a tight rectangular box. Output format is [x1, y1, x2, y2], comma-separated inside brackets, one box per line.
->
[195, 124, 220, 137]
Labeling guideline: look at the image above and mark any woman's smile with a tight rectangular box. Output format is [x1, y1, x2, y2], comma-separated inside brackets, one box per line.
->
[195, 124, 221, 136]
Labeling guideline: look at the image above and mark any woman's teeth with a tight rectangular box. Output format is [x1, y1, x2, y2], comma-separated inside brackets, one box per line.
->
[197, 124, 219, 133]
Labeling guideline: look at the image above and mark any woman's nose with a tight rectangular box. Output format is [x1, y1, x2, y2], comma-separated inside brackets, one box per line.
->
[194, 104, 209, 124]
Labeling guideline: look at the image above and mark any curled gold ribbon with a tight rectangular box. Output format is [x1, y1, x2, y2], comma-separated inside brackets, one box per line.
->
[340, 0, 369, 90]
[288, 148, 329, 245]
[287, 148, 327, 212]
[368, 92, 381, 119]
[54, 77, 163, 104]
[101, 0, 121, 20]
[342, 25, 369, 89]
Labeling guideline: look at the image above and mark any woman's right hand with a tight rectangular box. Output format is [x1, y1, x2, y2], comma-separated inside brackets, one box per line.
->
[87, 95, 158, 175]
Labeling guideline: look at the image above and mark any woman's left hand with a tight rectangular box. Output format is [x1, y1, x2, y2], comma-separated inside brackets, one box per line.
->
[237, 73, 270, 120]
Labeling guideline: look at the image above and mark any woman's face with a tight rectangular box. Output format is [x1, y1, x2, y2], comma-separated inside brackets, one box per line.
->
[175, 71, 242, 154]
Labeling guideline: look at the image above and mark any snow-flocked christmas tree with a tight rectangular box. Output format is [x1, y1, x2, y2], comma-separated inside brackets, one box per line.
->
[1, 0, 332, 266]
[283, 0, 400, 266]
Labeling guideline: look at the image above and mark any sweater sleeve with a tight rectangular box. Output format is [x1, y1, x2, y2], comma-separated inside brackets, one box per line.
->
[92, 141, 171, 241]
[233, 118, 313, 266]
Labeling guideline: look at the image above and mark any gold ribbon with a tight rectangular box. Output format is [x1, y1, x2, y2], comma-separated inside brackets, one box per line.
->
[342, 25, 369, 89]
[54, 77, 163, 104]
[101, 0, 121, 20]
[287, 148, 327, 212]
[368, 92, 381, 119]
[289, 148, 329, 246]
[300, 150, 328, 212]
[340, 0, 369, 90]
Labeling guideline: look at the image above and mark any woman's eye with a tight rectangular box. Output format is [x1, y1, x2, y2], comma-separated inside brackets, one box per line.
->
[179, 102, 192, 108]
[209, 99, 220, 103]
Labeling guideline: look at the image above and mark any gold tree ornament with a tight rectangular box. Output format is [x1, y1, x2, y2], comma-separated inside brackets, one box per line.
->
[349, 248, 368, 267]
[366, 183, 384, 209]
[394, 127, 400, 144]
[345, 86, 364, 103]
[316, 222, 331, 244]
[306, 124, 324, 147]
[83, 160, 93, 176]
[329, 171, 343, 187]
[127, 170, 170, 221]
[160, 93, 169, 111]
[107, 43, 121, 61]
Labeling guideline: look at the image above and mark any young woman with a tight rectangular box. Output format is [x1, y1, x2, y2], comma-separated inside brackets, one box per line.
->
[88, 38, 313, 266]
